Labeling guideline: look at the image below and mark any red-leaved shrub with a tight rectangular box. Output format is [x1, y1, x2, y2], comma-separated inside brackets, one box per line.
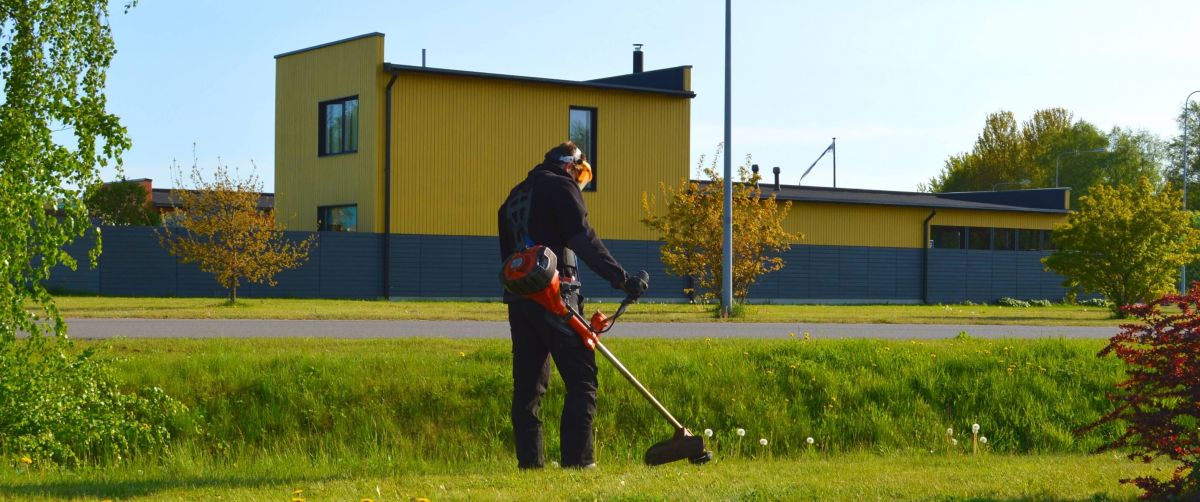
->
[1079, 286, 1200, 499]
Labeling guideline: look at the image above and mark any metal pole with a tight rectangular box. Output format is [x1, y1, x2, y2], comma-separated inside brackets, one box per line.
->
[721, 0, 733, 316]
[1055, 155, 1061, 188]
[1183, 90, 1200, 293]
[831, 137, 837, 188]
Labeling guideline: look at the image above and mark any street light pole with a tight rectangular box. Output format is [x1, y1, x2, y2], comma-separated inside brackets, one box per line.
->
[1181, 90, 1200, 293]
[1054, 147, 1107, 188]
[721, 0, 733, 316]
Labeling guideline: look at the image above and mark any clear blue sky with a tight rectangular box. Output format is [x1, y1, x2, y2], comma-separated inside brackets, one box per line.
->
[103, 0, 1200, 193]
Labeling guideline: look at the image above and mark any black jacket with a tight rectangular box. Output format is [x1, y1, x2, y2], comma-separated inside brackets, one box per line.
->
[499, 162, 627, 301]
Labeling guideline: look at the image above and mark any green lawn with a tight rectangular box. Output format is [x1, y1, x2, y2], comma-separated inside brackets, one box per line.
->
[0, 454, 1156, 501]
[48, 296, 1122, 326]
[1, 337, 1167, 500]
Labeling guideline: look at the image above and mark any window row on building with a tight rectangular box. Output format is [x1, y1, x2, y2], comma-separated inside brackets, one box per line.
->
[930, 225, 1054, 251]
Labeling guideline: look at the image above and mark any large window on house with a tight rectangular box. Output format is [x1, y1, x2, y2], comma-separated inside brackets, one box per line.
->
[569, 106, 597, 191]
[318, 204, 357, 232]
[932, 225, 1054, 251]
[319, 96, 358, 156]
[966, 227, 991, 250]
[930, 226, 964, 249]
[1017, 229, 1041, 251]
[992, 228, 1016, 250]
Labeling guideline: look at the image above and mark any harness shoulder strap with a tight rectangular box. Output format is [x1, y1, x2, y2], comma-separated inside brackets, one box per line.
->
[505, 185, 535, 250]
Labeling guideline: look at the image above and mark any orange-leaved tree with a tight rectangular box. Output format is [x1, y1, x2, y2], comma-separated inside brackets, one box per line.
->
[641, 146, 800, 304]
[158, 159, 314, 303]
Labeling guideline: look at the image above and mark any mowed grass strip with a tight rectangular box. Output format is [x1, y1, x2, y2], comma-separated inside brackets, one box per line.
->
[50, 295, 1121, 325]
[0, 454, 1157, 501]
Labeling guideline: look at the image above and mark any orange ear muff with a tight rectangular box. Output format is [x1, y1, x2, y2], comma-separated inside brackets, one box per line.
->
[574, 159, 593, 187]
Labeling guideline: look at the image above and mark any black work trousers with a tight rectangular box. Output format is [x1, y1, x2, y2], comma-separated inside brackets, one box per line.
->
[507, 298, 598, 469]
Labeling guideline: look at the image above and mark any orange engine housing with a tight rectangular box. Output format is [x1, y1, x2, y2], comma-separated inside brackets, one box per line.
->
[500, 245, 598, 349]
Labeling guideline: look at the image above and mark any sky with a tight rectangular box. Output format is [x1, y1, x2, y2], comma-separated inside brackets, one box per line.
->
[101, 0, 1200, 193]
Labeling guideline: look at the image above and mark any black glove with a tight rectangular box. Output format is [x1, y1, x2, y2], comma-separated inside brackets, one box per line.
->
[621, 270, 649, 300]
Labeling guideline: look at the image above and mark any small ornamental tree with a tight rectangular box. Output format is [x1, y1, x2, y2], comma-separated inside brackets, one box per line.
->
[84, 179, 162, 226]
[1078, 286, 1200, 499]
[1043, 177, 1200, 316]
[159, 159, 314, 303]
[641, 146, 800, 303]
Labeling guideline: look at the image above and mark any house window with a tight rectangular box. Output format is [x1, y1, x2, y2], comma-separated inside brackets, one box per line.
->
[993, 228, 1016, 250]
[319, 96, 358, 156]
[1042, 230, 1056, 250]
[569, 106, 597, 191]
[1017, 229, 1041, 251]
[318, 204, 357, 232]
[966, 227, 991, 250]
[930, 226, 964, 249]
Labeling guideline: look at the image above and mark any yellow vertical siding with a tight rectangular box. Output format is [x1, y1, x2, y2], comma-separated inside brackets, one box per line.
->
[389, 73, 690, 240]
[781, 202, 1067, 248]
[274, 35, 384, 232]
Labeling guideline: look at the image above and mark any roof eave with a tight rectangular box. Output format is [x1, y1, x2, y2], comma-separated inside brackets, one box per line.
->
[383, 63, 696, 98]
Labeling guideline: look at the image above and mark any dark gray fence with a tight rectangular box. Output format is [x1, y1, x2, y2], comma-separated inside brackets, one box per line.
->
[47, 227, 1074, 303]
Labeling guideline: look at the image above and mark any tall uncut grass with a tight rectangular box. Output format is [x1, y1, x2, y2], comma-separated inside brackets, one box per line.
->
[90, 336, 1122, 467]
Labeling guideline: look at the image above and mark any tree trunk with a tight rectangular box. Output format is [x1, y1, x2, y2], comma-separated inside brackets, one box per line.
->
[229, 286, 237, 304]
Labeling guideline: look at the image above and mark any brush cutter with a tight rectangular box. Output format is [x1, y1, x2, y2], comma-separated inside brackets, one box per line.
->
[501, 246, 713, 466]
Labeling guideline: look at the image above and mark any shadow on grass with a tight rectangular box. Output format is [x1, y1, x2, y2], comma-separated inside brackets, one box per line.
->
[0, 473, 327, 500]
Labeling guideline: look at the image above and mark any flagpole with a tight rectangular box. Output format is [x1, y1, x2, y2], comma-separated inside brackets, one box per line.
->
[832, 137, 837, 188]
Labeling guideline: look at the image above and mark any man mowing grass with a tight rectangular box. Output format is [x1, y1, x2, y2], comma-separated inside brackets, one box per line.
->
[498, 141, 648, 469]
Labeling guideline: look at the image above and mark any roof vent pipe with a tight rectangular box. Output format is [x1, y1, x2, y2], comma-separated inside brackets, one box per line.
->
[772, 166, 781, 191]
[751, 164, 759, 187]
[633, 43, 644, 73]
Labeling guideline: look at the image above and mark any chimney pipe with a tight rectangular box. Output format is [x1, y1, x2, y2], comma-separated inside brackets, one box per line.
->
[633, 43, 644, 73]
[772, 166, 781, 191]
[751, 164, 759, 187]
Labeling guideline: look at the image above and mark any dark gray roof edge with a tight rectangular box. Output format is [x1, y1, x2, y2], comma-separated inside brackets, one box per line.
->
[694, 180, 1069, 214]
[585, 65, 694, 82]
[939, 187, 1066, 195]
[383, 63, 697, 98]
[769, 193, 1069, 214]
[274, 32, 384, 60]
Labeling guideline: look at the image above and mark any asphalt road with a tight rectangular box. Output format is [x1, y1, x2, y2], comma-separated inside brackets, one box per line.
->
[63, 318, 1117, 339]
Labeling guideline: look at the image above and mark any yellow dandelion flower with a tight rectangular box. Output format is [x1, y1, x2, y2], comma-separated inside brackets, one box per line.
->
[459, 351, 466, 357]
[415, 498, 432, 502]
[803, 331, 811, 340]
[362, 499, 375, 502]
[789, 332, 795, 337]
[19, 456, 32, 464]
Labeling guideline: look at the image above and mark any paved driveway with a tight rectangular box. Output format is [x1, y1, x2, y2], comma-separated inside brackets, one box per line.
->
[64, 318, 1117, 339]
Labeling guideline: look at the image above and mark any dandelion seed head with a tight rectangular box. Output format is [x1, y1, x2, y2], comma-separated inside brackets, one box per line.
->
[806, 437, 815, 445]
[759, 438, 768, 446]
[704, 428, 713, 437]
[980, 436, 988, 444]
[972, 423, 980, 434]
[946, 428, 954, 436]
[952, 438, 958, 445]
[736, 428, 746, 437]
